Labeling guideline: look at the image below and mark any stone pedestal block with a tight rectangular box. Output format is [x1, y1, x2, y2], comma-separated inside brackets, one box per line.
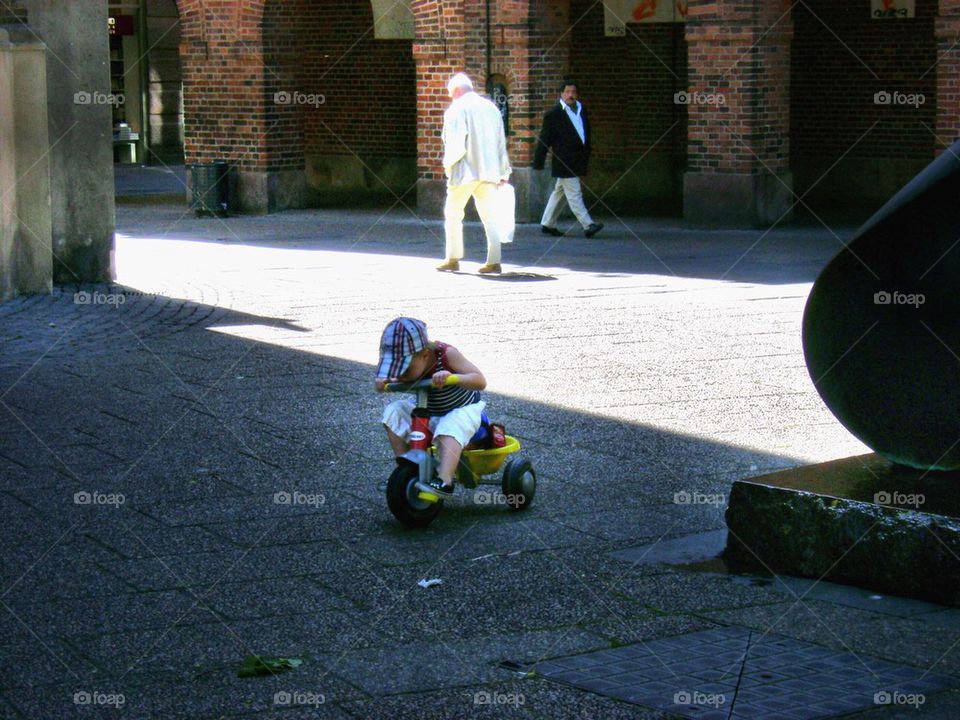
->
[725, 454, 960, 607]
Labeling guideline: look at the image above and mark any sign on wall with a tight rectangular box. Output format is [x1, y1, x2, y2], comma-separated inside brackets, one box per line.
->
[871, 0, 915, 19]
[604, 0, 688, 37]
[372, 0, 414, 39]
[108, 15, 136, 36]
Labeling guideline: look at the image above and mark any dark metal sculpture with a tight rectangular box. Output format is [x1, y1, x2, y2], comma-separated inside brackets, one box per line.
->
[803, 141, 960, 470]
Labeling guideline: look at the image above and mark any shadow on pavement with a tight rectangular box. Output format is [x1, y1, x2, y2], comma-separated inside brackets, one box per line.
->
[0, 288, 808, 717]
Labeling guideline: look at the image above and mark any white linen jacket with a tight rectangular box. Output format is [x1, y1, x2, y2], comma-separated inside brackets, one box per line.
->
[442, 91, 511, 187]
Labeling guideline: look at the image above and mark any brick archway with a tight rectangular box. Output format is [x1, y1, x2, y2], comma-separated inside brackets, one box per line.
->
[175, 0, 419, 212]
[176, 0, 296, 212]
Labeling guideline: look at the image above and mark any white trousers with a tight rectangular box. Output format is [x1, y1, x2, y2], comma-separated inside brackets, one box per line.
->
[382, 398, 486, 449]
[444, 180, 502, 264]
[540, 176, 594, 230]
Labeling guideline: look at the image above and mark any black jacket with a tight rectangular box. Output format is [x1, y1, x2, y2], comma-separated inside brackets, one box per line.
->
[532, 102, 591, 178]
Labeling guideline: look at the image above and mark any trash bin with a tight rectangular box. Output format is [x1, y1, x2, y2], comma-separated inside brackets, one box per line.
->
[190, 161, 229, 217]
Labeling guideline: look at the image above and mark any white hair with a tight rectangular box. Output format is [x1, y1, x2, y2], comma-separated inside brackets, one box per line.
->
[447, 72, 473, 95]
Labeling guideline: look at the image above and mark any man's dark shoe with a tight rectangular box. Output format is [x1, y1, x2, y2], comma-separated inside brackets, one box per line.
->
[585, 222, 604, 238]
[415, 477, 455, 497]
[541, 225, 563, 236]
[436, 259, 460, 272]
[477, 263, 502, 274]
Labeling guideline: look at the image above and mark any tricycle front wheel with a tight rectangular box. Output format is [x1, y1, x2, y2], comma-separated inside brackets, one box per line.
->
[501, 457, 536, 511]
[387, 461, 442, 528]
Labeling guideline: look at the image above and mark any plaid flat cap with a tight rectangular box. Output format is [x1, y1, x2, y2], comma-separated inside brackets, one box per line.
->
[376, 317, 429, 380]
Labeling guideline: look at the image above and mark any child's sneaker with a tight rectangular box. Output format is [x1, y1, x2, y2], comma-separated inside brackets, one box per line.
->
[415, 477, 455, 498]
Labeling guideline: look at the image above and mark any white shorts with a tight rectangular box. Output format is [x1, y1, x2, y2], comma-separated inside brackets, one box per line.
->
[382, 398, 486, 449]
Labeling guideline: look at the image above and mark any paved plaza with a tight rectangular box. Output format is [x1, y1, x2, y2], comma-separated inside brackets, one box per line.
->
[0, 198, 957, 718]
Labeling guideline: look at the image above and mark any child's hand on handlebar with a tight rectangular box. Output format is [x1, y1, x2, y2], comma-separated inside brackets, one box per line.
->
[374, 378, 389, 393]
[431, 371, 454, 388]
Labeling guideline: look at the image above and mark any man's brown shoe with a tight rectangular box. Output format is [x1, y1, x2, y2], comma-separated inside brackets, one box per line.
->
[477, 263, 502, 274]
[436, 259, 460, 271]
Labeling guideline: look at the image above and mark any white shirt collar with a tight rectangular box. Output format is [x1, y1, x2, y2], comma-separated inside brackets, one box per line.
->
[559, 99, 582, 115]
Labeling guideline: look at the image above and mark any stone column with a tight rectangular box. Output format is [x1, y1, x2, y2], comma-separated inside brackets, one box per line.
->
[19, 0, 114, 282]
[0, 24, 53, 299]
[683, 0, 794, 226]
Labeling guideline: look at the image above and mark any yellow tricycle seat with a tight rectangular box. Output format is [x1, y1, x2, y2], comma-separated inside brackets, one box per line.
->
[461, 435, 521, 476]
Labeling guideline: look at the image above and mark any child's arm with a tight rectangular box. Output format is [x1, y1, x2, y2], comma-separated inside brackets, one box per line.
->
[432, 346, 486, 390]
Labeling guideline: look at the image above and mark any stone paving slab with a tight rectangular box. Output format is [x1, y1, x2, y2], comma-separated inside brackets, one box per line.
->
[704, 600, 960, 679]
[316, 629, 609, 696]
[535, 627, 958, 719]
[3, 589, 206, 639]
[4, 666, 361, 719]
[71, 612, 390, 684]
[338, 677, 673, 719]
[0, 638, 100, 691]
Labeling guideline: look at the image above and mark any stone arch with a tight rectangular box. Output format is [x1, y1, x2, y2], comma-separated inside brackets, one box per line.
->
[789, 0, 938, 218]
[174, 0, 418, 211]
[271, 0, 418, 207]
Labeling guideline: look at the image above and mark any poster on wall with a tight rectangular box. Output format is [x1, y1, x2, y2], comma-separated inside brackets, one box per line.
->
[372, 0, 414, 39]
[871, 0, 915, 19]
[108, 15, 135, 36]
[604, 0, 688, 37]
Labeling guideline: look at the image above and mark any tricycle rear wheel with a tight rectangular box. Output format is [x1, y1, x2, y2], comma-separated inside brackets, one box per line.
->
[387, 461, 442, 528]
[501, 457, 536, 511]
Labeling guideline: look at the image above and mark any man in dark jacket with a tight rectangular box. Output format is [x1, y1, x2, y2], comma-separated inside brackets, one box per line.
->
[532, 79, 603, 238]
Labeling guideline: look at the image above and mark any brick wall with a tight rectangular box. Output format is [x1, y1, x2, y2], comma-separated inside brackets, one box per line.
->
[262, 0, 306, 171]
[413, 0, 468, 180]
[791, 0, 938, 209]
[179, 0, 270, 171]
[179, 0, 416, 204]
[298, 1, 416, 165]
[569, 0, 687, 213]
[936, 0, 960, 149]
[791, 0, 938, 163]
[684, 0, 793, 177]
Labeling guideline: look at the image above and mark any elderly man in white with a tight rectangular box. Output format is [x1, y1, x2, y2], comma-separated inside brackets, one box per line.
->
[437, 72, 512, 274]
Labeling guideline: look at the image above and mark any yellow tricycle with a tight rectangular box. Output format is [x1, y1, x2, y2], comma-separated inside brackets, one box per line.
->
[384, 376, 536, 528]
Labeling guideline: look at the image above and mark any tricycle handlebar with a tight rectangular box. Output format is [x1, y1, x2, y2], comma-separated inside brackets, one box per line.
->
[385, 374, 460, 393]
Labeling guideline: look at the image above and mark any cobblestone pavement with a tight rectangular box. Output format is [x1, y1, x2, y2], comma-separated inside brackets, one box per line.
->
[0, 204, 956, 718]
